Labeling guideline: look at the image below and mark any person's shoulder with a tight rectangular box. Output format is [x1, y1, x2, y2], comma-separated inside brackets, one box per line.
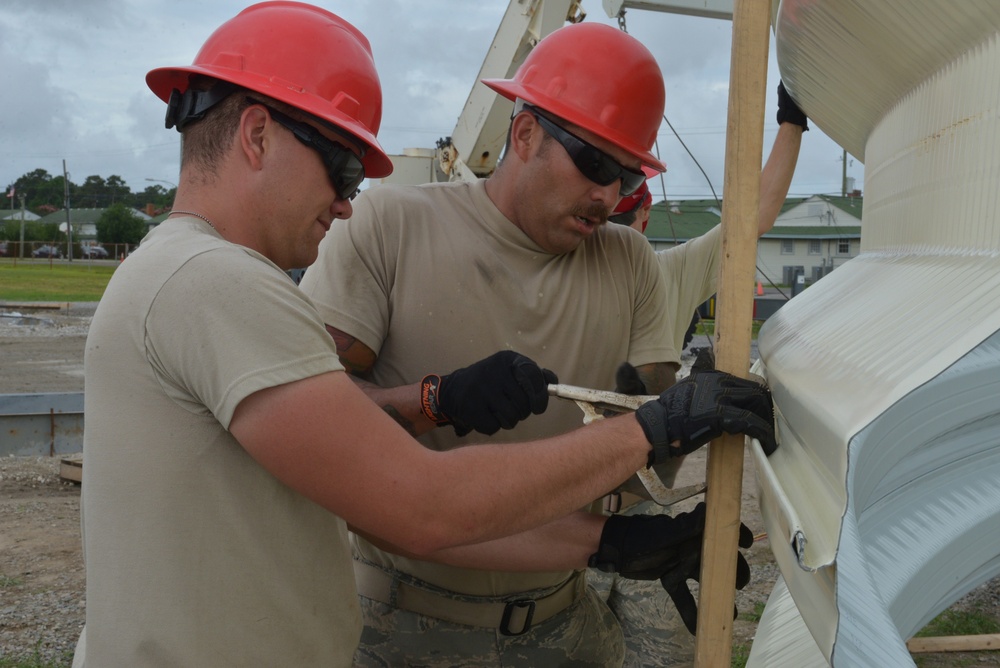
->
[351, 181, 478, 229]
[597, 222, 656, 254]
[358, 180, 473, 206]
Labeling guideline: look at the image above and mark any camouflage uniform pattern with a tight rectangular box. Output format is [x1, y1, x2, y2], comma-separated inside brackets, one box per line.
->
[354, 585, 624, 667]
[589, 500, 696, 668]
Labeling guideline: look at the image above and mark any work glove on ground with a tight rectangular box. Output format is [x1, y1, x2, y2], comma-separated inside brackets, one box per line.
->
[588, 503, 754, 635]
[777, 80, 809, 131]
[421, 351, 558, 437]
[634, 370, 777, 465]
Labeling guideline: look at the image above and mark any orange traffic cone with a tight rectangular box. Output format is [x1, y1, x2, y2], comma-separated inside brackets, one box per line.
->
[756, 280, 764, 296]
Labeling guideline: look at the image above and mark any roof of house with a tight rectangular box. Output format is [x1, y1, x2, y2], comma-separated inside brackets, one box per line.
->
[36, 207, 152, 225]
[645, 194, 863, 242]
[0, 210, 41, 221]
[764, 226, 861, 238]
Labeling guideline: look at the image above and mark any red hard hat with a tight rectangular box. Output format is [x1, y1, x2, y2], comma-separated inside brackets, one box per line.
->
[482, 23, 666, 172]
[613, 165, 659, 214]
[613, 182, 651, 215]
[146, 1, 392, 178]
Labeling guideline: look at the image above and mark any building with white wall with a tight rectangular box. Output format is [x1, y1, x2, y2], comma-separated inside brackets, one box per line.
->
[644, 193, 862, 285]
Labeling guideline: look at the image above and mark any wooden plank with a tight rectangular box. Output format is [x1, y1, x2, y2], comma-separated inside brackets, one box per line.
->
[907, 633, 1000, 654]
[692, 0, 771, 665]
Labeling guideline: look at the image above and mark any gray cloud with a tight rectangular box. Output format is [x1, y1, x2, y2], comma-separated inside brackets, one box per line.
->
[0, 1, 864, 200]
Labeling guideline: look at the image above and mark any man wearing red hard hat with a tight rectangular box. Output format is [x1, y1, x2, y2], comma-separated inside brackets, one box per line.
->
[302, 19, 777, 668]
[74, 5, 777, 668]
[610, 165, 660, 232]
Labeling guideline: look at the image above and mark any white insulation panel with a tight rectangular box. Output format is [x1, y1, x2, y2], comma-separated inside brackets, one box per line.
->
[749, 1, 1000, 665]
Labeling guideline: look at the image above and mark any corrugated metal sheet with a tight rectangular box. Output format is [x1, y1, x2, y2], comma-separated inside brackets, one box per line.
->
[773, 0, 1000, 162]
[748, 1, 1000, 665]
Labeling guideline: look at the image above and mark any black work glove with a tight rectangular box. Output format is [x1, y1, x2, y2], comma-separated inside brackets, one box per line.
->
[657, 509, 755, 635]
[423, 351, 558, 437]
[777, 80, 809, 131]
[611, 363, 685, 494]
[635, 370, 777, 465]
[589, 504, 707, 579]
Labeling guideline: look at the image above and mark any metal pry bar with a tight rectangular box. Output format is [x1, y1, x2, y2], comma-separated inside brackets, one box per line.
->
[547, 384, 706, 507]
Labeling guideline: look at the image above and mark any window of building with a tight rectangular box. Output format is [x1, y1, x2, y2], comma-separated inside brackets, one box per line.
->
[781, 240, 794, 255]
[808, 240, 821, 255]
[838, 239, 851, 254]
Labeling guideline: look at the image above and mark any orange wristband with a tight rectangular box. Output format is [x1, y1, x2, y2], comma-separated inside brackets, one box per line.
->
[420, 374, 451, 425]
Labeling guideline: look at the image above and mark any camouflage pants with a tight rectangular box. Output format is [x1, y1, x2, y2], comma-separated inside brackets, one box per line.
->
[589, 501, 696, 668]
[354, 584, 624, 667]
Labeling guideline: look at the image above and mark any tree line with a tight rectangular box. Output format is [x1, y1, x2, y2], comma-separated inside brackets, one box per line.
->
[4, 168, 175, 216]
[2, 169, 174, 246]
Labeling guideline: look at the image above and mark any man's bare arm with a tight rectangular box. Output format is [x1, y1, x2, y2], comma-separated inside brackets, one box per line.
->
[229, 369, 651, 556]
[759, 117, 804, 236]
[352, 511, 605, 571]
[326, 324, 437, 437]
[634, 361, 678, 394]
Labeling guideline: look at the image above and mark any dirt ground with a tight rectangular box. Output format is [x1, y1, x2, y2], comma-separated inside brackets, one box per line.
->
[0, 304, 996, 667]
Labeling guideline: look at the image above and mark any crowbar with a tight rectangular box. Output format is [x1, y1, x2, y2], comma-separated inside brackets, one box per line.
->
[548, 383, 706, 508]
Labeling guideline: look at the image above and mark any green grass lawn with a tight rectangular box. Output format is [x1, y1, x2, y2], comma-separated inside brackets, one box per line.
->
[0, 261, 115, 302]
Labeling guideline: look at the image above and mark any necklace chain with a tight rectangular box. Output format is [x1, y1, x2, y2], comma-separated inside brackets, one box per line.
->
[170, 210, 216, 229]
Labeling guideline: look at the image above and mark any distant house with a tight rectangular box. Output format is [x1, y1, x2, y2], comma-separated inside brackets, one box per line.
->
[0, 209, 41, 222]
[36, 207, 154, 242]
[644, 193, 863, 285]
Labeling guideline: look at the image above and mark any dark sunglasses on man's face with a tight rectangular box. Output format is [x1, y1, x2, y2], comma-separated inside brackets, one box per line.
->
[527, 107, 647, 197]
[247, 98, 366, 201]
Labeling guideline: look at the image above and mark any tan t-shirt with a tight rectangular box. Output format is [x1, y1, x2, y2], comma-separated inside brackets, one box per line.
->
[655, 224, 722, 352]
[76, 218, 357, 667]
[301, 180, 674, 596]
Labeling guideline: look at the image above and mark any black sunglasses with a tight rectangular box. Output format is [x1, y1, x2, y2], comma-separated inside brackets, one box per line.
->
[247, 98, 366, 201]
[526, 107, 647, 197]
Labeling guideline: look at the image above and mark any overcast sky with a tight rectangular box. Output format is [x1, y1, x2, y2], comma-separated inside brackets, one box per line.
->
[0, 0, 864, 206]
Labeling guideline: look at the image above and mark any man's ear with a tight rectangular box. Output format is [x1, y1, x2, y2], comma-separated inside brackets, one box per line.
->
[240, 104, 269, 171]
[508, 111, 540, 163]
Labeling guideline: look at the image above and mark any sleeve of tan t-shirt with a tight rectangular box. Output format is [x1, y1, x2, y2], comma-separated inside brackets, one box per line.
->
[655, 224, 722, 353]
[145, 248, 344, 428]
[299, 192, 394, 357]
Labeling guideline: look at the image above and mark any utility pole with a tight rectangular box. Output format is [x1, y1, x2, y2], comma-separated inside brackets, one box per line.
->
[842, 148, 848, 196]
[19, 194, 26, 260]
[63, 159, 73, 261]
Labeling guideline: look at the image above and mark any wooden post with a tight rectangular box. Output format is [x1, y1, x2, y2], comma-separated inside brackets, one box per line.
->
[693, 0, 771, 665]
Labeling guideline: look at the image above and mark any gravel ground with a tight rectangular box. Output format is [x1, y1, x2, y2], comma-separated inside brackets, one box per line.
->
[0, 456, 84, 665]
[0, 306, 997, 667]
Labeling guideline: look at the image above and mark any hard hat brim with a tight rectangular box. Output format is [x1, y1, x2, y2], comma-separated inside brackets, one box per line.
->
[148, 65, 394, 179]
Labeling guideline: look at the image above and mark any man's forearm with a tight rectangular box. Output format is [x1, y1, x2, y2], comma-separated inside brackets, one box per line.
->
[353, 510, 605, 571]
[759, 122, 803, 235]
[328, 323, 439, 437]
[348, 376, 437, 437]
[635, 361, 678, 394]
